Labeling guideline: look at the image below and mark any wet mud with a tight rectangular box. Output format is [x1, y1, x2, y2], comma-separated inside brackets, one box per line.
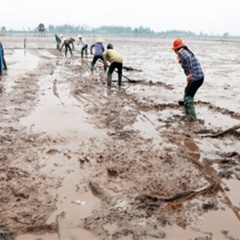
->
[0, 35, 240, 240]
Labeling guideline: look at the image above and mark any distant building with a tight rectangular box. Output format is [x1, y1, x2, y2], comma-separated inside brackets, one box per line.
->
[0, 27, 7, 36]
[34, 23, 46, 36]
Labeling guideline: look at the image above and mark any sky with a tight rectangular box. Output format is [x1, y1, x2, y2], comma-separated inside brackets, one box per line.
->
[1, 0, 240, 36]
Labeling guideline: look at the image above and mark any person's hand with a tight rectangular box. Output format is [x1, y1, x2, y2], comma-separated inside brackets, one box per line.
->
[177, 55, 181, 63]
[187, 73, 192, 81]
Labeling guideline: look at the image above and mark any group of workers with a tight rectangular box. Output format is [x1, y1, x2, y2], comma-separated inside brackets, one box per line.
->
[55, 34, 204, 122]
[55, 34, 123, 87]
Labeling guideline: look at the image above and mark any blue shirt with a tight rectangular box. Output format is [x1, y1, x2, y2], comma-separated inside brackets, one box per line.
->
[179, 49, 204, 81]
[90, 42, 105, 56]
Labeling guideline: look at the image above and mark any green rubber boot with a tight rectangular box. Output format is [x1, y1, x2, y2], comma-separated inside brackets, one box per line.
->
[184, 96, 197, 121]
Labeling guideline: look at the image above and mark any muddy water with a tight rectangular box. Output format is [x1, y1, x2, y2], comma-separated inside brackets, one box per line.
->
[17, 60, 107, 238]
[1, 36, 240, 240]
[3, 49, 39, 93]
[183, 138, 240, 239]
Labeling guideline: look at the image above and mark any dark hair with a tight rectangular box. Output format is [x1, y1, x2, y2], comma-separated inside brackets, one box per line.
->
[107, 43, 113, 49]
[183, 46, 194, 56]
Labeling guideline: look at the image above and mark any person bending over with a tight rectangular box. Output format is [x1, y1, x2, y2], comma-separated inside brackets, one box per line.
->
[171, 38, 204, 122]
[103, 43, 123, 87]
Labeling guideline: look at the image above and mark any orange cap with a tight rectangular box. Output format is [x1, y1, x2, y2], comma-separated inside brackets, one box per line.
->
[171, 38, 185, 50]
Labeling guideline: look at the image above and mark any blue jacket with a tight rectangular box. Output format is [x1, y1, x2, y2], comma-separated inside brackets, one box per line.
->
[90, 42, 105, 56]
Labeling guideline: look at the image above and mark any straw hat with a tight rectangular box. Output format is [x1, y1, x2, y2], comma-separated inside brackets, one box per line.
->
[78, 34, 82, 38]
[97, 37, 104, 43]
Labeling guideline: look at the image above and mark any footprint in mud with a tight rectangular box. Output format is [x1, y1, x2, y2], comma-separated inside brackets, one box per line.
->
[88, 181, 113, 204]
[46, 149, 59, 155]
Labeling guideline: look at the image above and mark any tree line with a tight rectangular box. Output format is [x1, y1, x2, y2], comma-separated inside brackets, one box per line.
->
[1, 24, 233, 37]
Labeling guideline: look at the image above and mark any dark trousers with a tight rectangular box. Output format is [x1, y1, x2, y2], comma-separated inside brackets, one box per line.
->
[91, 55, 106, 71]
[108, 62, 122, 75]
[81, 45, 88, 58]
[108, 62, 123, 86]
[185, 78, 204, 98]
[64, 43, 72, 56]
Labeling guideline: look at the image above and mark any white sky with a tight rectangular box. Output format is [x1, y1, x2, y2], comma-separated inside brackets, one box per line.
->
[1, 0, 239, 36]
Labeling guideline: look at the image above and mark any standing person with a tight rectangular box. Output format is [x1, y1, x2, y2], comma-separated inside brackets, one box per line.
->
[60, 37, 75, 57]
[171, 38, 204, 122]
[103, 43, 123, 87]
[0, 42, 3, 76]
[77, 35, 88, 58]
[90, 37, 106, 73]
[0, 41, 7, 71]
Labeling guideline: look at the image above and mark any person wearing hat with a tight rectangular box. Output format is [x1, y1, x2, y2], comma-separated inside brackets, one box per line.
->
[103, 43, 123, 87]
[60, 37, 75, 57]
[171, 38, 204, 122]
[90, 37, 106, 73]
[77, 34, 88, 58]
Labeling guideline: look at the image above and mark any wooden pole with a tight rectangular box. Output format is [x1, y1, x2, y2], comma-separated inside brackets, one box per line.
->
[207, 124, 240, 138]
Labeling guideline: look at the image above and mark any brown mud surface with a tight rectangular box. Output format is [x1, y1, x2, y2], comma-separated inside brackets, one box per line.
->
[0, 35, 240, 240]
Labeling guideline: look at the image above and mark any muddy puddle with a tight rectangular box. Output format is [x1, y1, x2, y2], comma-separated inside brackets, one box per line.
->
[0, 35, 240, 240]
[3, 49, 39, 93]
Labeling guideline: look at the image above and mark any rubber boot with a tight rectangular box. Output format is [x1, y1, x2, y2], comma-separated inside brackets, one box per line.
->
[184, 96, 197, 121]
[118, 73, 122, 86]
[107, 73, 112, 87]
[90, 63, 94, 73]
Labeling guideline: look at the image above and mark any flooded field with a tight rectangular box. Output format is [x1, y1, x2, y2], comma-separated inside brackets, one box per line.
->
[0, 35, 240, 240]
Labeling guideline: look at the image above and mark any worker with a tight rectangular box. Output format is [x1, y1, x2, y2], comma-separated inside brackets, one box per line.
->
[60, 37, 75, 57]
[0, 41, 7, 75]
[90, 37, 106, 73]
[0, 42, 3, 76]
[55, 34, 62, 50]
[77, 35, 88, 58]
[103, 43, 123, 87]
[171, 38, 204, 121]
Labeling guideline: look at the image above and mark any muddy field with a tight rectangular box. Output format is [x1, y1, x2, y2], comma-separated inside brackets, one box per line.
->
[0, 35, 240, 240]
